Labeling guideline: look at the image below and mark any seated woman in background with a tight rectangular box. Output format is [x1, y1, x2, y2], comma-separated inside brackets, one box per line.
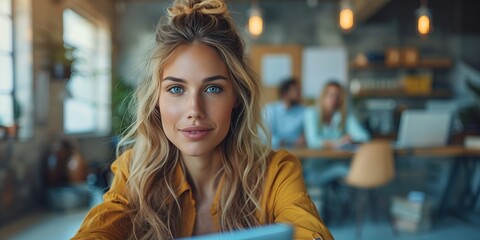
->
[302, 81, 371, 199]
[302, 81, 371, 224]
[72, 0, 333, 239]
[304, 81, 370, 149]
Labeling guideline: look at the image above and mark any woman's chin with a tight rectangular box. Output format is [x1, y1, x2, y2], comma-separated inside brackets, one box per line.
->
[171, 138, 225, 158]
[178, 145, 218, 158]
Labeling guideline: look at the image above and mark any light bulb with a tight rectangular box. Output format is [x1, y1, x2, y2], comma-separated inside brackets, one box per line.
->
[416, 1, 432, 37]
[339, 0, 354, 32]
[248, 7, 263, 37]
[417, 15, 430, 35]
[339, 8, 354, 30]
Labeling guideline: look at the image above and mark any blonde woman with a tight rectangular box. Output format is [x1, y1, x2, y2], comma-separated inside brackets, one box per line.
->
[304, 81, 370, 149]
[72, 0, 332, 239]
[303, 81, 370, 222]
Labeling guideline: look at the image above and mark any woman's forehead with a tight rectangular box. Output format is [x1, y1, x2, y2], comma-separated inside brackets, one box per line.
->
[161, 43, 229, 80]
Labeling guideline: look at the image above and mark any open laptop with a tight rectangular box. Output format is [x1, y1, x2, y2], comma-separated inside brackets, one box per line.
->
[395, 110, 452, 148]
[178, 223, 294, 240]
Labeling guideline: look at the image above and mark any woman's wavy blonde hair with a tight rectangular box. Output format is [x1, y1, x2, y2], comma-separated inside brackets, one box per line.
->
[317, 81, 347, 131]
[117, 0, 271, 239]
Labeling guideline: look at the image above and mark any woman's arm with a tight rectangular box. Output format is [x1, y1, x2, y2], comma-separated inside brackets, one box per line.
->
[266, 150, 334, 240]
[71, 152, 133, 240]
[346, 113, 371, 142]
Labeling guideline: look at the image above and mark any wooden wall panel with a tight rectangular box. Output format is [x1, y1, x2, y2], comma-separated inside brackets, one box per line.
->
[249, 45, 302, 103]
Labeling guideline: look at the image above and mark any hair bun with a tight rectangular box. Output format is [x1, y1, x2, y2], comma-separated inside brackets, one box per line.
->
[168, 0, 227, 18]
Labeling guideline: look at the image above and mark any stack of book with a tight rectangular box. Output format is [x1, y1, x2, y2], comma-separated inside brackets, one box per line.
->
[390, 195, 432, 233]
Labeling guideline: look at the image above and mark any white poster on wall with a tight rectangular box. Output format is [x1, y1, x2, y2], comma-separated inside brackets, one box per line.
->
[261, 53, 292, 86]
[302, 47, 347, 99]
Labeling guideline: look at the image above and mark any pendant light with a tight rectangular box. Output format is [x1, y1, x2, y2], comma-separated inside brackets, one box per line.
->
[248, 0, 263, 38]
[339, 0, 355, 32]
[416, 0, 432, 37]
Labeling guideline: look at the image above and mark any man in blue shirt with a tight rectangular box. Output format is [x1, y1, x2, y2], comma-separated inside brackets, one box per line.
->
[264, 78, 306, 149]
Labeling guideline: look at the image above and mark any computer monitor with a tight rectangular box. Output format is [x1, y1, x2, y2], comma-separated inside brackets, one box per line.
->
[178, 223, 294, 240]
[396, 110, 452, 148]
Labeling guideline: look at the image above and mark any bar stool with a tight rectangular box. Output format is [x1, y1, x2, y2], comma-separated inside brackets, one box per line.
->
[345, 140, 396, 240]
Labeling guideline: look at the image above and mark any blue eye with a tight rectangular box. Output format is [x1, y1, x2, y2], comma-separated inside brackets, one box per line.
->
[205, 85, 222, 93]
[168, 86, 184, 94]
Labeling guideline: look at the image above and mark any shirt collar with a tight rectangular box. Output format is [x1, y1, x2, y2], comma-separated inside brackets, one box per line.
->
[172, 161, 225, 204]
[172, 162, 191, 197]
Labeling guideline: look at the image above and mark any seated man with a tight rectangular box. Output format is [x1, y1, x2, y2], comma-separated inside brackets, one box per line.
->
[264, 78, 306, 149]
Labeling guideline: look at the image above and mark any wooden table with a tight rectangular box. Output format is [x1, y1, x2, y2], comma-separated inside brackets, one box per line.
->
[287, 148, 353, 159]
[288, 145, 479, 159]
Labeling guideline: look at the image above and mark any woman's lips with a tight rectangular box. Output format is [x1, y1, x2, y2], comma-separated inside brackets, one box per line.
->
[179, 127, 213, 140]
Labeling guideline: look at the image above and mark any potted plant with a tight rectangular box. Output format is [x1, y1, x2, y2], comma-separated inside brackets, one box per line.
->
[111, 77, 135, 136]
[37, 29, 77, 80]
[4, 96, 22, 139]
[50, 42, 76, 80]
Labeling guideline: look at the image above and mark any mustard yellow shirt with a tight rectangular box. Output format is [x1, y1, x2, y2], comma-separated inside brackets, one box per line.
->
[72, 150, 333, 240]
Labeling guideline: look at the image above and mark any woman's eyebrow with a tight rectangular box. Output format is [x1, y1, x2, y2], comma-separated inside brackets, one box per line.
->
[162, 76, 186, 83]
[162, 75, 228, 83]
[203, 75, 228, 82]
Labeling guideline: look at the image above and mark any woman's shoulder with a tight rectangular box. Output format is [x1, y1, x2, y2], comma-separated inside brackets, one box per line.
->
[304, 106, 319, 113]
[111, 148, 134, 175]
[266, 149, 302, 174]
[262, 150, 307, 205]
[304, 106, 320, 119]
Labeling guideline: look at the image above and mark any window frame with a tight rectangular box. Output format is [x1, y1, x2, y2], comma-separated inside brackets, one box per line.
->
[0, 0, 16, 138]
[62, 7, 112, 137]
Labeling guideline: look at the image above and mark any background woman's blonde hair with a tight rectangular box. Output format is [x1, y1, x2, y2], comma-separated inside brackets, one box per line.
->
[317, 81, 347, 131]
[117, 0, 271, 239]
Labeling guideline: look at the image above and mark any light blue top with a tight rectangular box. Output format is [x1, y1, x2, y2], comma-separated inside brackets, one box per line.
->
[264, 101, 305, 149]
[303, 107, 370, 149]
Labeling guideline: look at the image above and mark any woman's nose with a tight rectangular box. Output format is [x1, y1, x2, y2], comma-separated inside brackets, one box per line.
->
[187, 92, 205, 119]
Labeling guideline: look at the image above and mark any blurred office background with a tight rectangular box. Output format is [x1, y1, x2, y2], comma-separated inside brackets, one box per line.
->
[1, 0, 480, 239]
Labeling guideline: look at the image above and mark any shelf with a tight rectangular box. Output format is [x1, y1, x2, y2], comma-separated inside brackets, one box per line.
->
[352, 89, 452, 99]
[350, 58, 453, 70]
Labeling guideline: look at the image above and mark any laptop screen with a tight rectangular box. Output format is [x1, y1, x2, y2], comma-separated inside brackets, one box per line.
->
[177, 223, 294, 240]
[396, 110, 452, 148]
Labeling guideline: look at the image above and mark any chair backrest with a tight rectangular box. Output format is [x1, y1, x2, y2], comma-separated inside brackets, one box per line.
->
[345, 140, 395, 189]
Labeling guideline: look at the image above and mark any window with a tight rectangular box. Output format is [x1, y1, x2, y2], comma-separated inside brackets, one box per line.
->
[0, 0, 14, 128]
[63, 9, 111, 135]
[0, 0, 33, 140]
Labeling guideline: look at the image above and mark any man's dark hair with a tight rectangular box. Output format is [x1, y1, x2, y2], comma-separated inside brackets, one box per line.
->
[278, 78, 298, 98]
